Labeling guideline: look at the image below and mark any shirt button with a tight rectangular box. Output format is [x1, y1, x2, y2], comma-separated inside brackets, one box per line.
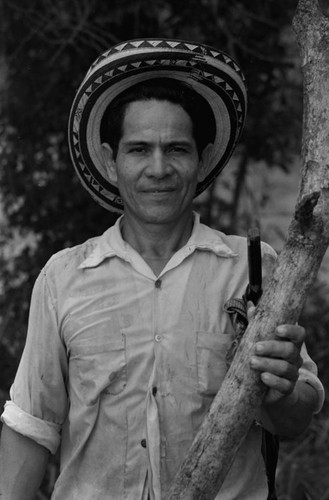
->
[155, 334, 162, 342]
[141, 439, 147, 448]
[155, 279, 162, 289]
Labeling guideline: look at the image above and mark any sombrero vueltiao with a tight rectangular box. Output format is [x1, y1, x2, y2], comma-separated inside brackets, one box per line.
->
[68, 38, 247, 213]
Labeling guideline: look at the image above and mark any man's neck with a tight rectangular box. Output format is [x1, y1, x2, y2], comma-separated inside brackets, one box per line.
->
[120, 212, 195, 275]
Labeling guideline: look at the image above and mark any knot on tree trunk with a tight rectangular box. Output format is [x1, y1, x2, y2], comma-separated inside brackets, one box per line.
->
[294, 191, 320, 223]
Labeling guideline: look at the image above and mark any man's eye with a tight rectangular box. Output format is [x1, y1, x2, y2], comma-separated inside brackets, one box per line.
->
[168, 146, 187, 153]
[129, 146, 146, 153]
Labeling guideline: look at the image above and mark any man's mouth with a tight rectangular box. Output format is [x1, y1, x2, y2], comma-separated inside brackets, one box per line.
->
[142, 187, 176, 193]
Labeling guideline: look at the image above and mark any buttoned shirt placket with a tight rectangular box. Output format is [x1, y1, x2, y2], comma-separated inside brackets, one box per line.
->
[146, 277, 162, 500]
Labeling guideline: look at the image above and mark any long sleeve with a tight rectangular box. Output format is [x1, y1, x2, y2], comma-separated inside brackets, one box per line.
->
[1, 269, 69, 454]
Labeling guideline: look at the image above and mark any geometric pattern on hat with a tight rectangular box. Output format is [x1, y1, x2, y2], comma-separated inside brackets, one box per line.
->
[68, 38, 247, 212]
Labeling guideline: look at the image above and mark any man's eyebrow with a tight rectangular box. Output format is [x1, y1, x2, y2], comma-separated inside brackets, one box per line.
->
[122, 140, 149, 145]
[165, 140, 193, 146]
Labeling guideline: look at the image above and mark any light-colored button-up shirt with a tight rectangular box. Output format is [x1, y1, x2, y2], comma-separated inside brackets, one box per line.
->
[2, 214, 324, 499]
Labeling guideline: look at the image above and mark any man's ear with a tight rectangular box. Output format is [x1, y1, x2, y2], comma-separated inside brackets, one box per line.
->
[101, 142, 118, 186]
[198, 143, 214, 182]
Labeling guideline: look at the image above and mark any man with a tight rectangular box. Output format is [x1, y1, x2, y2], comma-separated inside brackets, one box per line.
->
[0, 39, 324, 500]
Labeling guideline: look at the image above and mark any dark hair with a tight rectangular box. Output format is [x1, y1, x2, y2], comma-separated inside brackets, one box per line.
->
[100, 78, 216, 159]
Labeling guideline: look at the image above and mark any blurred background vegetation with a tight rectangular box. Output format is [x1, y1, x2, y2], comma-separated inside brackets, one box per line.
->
[0, 0, 328, 498]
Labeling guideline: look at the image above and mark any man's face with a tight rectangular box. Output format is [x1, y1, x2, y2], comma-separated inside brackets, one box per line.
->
[104, 99, 205, 227]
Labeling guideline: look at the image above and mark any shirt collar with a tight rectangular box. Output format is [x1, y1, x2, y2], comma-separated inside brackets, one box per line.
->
[186, 212, 237, 258]
[79, 212, 237, 270]
[78, 216, 128, 269]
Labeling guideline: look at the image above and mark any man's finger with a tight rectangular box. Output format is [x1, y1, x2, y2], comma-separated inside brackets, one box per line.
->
[251, 356, 300, 380]
[247, 301, 256, 321]
[275, 324, 305, 345]
[254, 339, 302, 364]
[260, 372, 295, 397]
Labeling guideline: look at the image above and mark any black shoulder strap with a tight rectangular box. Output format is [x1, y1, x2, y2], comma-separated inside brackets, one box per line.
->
[262, 429, 279, 500]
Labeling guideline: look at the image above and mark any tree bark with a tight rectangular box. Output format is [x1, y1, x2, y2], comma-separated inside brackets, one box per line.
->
[166, 1, 329, 498]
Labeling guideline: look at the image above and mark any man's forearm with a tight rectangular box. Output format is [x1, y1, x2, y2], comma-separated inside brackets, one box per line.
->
[262, 380, 318, 438]
[0, 424, 50, 500]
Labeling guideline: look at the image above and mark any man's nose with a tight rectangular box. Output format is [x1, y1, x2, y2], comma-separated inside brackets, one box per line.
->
[146, 149, 173, 177]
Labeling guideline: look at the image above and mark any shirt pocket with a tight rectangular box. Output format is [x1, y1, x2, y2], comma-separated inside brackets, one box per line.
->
[69, 333, 127, 405]
[196, 332, 231, 397]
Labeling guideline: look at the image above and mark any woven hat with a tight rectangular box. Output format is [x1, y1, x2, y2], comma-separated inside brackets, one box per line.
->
[68, 38, 247, 213]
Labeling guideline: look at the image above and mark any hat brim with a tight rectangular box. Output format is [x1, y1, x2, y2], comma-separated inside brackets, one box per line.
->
[68, 39, 247, 213]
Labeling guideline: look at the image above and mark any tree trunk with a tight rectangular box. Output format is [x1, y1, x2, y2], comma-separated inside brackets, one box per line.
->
[166, 1, 329, 498]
